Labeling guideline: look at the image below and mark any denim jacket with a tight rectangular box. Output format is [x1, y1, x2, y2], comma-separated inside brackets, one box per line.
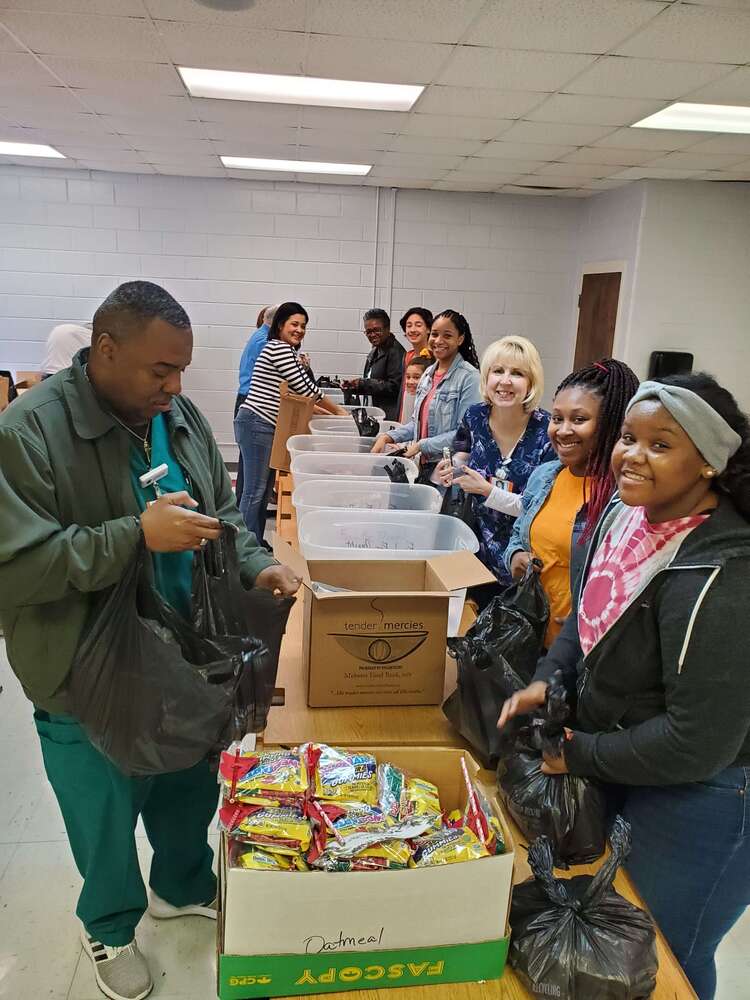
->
[504, 459, 588, 588]
[388, 355, 481, 461]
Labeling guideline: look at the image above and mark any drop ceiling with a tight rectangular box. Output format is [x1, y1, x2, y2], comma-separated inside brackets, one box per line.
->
[1, 0, 750, 196]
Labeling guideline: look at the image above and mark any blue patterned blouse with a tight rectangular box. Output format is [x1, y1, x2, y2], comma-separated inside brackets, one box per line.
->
[456, 403, 554, 584]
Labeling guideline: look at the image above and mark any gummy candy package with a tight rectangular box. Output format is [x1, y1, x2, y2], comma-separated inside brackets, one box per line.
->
[306, 744, 378, 807]
[233, 845, 308, 872]
[402, 776, 442, 829]
[220, 802, 312, 855]
[410, 827, 490, 868]
[219, 746, 308, 806]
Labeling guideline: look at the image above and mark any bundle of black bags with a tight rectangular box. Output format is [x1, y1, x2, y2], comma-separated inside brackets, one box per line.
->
[497, 672, 608, 866]
[510, 816, 659, 1000]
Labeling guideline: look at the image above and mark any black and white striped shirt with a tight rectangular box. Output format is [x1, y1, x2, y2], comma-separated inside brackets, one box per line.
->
[242, 340, 322, 426]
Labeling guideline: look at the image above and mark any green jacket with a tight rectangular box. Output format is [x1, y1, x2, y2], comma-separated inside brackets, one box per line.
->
[0, 351, 276, 712]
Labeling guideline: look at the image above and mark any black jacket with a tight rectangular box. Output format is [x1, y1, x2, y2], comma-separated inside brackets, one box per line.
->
[352, 335, 405, 420]
[536, 496, 750, 785]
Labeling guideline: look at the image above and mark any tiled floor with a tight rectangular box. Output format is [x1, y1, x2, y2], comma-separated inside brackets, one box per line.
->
[1, 641, 749, 1000]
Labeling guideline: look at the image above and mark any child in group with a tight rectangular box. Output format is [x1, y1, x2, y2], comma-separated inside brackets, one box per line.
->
[399, 355, 433, 422]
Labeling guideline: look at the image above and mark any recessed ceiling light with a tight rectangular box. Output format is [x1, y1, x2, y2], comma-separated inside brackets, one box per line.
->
[632, 102, 750, 134]
[221, 156, 371, 176]
[179, 67, 423, 112]
[0, 141, 64, 158]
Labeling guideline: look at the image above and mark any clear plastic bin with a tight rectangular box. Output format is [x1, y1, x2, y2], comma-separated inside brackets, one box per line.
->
[290, 452, 418, 486]
[292, 480, 442, 521]
[296, 509, 479, 635]
[310, 417, 404, 436]
[286, 434, 377, 460]
[342, 404, 386, 419]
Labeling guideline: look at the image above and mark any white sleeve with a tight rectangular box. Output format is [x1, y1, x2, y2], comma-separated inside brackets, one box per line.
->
[483, 485, 523, 517]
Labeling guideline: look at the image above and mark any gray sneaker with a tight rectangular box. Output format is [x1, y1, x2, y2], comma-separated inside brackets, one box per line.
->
[80, 929, 153, 1000]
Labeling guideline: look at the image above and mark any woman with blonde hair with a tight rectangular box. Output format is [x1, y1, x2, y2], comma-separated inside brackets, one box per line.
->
[437, 335, 553, 589]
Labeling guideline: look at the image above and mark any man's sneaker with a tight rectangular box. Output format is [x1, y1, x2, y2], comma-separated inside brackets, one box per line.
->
[80, 929, 153, 1000]
[147, 889, 217, 921]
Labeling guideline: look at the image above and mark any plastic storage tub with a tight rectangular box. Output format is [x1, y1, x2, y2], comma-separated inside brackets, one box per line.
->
[292, 480, 442, 521]
[286, 434, 377, 460]
[290, 452, 418, 486]
[310, 417, 404, 436]
[342, 404, 386, 419]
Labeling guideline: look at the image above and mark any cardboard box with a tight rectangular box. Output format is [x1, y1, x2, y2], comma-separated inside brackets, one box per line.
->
[14, 371, 42, 396]
[217, 746, 514, 1000]
[274, 538, 494, 707]
[270, 383, 315, 473]
[0, 376, 9, 413]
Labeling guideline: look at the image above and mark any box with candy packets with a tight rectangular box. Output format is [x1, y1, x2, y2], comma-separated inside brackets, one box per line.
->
[217, 741, 515, 999]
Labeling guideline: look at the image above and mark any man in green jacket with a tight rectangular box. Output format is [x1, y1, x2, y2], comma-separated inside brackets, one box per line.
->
[0, 281, 300, 1000]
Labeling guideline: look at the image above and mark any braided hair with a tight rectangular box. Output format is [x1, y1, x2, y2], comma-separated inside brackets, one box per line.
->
[433, 309, 480, 369]
[555, 358, 640, 540]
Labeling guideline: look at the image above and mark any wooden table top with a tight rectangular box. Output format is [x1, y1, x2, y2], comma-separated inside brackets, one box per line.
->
[263, 520, 697, 1000]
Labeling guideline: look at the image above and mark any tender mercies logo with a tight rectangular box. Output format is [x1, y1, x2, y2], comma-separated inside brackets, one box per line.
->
[331, 630, 428, 664]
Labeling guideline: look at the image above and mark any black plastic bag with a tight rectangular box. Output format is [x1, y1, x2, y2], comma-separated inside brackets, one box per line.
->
[510, 816, 659, 1000]
[461, 591, 542, 686]
[440, 484, 477, 533]
[351, 406, 380, 437]
[70, 526, 293, 776]
[384, 458, 409, 483]
[497, 674, 608, 866]
[502, 558, 549, 647]
[443, 634, 525, 768]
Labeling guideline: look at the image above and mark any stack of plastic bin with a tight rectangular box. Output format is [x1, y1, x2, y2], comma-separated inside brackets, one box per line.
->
[289, 452, 418, 486]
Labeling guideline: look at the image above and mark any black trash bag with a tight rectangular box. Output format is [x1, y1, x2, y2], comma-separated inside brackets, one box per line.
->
[497, 673, 608, 866]
[440, 484, 477, 533]
[384, 458, 409, 483]
[461, 591, 542, 686]
[502, 558, 549, 647]
[443, 632, 525, 769]
[351, 406, 380, 437]
[510, 816, 659, 1000]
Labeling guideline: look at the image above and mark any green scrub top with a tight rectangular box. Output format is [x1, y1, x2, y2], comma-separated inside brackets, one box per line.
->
[129, 412, 194, 619]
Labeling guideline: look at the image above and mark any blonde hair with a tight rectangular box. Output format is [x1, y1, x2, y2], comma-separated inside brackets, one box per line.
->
[480, 336, 544, 411]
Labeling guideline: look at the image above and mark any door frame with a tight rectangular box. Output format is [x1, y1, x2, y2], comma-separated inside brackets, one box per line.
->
[574, 259, 628, 363]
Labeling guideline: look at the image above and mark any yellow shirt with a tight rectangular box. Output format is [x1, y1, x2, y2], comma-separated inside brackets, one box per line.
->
[529, 468, 586, 649]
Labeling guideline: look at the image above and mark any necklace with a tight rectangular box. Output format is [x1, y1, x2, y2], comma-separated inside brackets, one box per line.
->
[84, 363, 152, 462]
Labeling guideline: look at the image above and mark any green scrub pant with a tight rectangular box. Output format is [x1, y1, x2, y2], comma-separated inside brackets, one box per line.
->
[34, 711, 219, 947]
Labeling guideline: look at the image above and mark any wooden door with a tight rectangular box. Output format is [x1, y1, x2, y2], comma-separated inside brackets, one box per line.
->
[573, 271, 621, 368]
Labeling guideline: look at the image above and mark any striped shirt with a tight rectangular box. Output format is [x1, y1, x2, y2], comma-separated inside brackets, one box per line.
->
[242, 339, 322, 426]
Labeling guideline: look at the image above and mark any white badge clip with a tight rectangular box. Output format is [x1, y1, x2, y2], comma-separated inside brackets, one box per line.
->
[139, 463, 169, 498]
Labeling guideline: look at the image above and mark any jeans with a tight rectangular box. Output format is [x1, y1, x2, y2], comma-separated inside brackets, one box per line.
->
[234, 406, 275, 544]
[623, 766, 750, 1000]
[233, 392, 246, 503]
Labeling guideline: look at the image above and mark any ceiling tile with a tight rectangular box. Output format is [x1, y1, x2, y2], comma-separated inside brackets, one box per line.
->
[433, 179, 502, 192]
[510, 175, 583, 189]
[294, 145, 385, 166]
[643, 150, 750, 169]
[415, 87, 544, 118]
[369, 165, 447, 180]
[141, 151, 219, 166]
[459, 156, 546, 174]
[564, 55, 732, 99]
[615, 4, 750, 63]
[155, 165, 228, 178]
[465, 0, 666, 54]
[0, 29, 22, 51]
[125, 135, 214, 153]
[41, 56, 184, 95]
[5, 86, 87, 113]
[389, 134, 482, 156]
[308, 0, 485, 44]
[305, 34, 449, 86]
[30, 129, 129, 148]
[156, 20, 306, 73]
[499, 121, 617, 146]
[609, 165, 709, 179]
[379, 151, 464, 170]
[406, 114, 512, 140]
[63, 147, 144, 162]
[536, 161, 615, 178]
[79, 159, 156, 173]
[101, 115, 207, 137]
[683, 65, 750, 103]
[438, 47, 595, 92]
[300, 107, 407, 134]
[684, 133, 750, 154]
[0, 51, 59, 87]
[203, 122, 300, 143]
[144, 0, 307, 30]
[0, 0, 145, 12]
[0, 11, 166, 60]
[298, 128, 392, 151]
[475, 139, 576, 160]
[562, 146, 663, 166]
[191, 98, 300, 128]
[581, 178, 632, 189]
[5, 109, 110, 132]
[593, 125, 706, 150]
[501, 184, 571, 196]
[527, 94, 665, 127]
[72, 93, 195, 118]
[364, 175, 434, 188]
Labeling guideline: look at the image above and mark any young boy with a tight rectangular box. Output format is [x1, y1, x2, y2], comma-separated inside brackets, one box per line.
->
[399, 354, 432, 422]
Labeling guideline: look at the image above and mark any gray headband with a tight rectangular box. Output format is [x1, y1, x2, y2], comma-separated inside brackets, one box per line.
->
[626, 380, 741, 473]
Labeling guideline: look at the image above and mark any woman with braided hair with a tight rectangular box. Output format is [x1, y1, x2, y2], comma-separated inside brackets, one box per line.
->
[371, 310, 481, 479]
[504, 357, 639, 649]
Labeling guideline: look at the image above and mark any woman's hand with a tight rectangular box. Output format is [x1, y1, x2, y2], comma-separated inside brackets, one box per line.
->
[435, 457, 453, 486]
[510, 549, 536, 580]
[402, 441, 422, 460]
[453, 465, 492, 498]
[371, 434, 394, 454]
[497, 681, 548, 730]
[333, 404, 349, 416]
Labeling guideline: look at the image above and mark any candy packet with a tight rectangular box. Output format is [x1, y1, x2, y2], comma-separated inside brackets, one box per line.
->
[219, 746, 308, 806]
[220, 801, 312, 855]
[304, 743, 378, 807]
[233, 845, 309, 872]
[410, 827, 490, 867]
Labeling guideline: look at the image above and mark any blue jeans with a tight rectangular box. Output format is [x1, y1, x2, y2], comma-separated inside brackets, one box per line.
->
[234, 407, 274, 544]
[623, 766, 750, 1000]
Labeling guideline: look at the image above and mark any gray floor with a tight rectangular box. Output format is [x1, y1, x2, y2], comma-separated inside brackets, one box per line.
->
[1, 642, 748, 999]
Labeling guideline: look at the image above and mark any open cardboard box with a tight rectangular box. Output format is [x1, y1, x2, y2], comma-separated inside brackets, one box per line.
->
[274, 537, 494, 708]
[270, 383, 316, 473]
[217, 746, 514, 999]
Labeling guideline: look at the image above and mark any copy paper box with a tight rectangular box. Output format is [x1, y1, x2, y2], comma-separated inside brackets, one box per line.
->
[217, 746, 514, 999]
[270, 383, 315, 473]
[274, 538, 494, 707]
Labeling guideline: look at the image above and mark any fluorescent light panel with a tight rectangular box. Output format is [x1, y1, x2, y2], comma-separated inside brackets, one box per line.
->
[632, 102, 750, 134]
[222, 156, 371, 176]
[179, 66, 423, 112]
[0, 141, 64, 158]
